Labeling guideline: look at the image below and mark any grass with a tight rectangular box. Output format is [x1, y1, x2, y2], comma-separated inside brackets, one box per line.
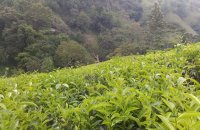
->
[0, 43, 200, 129]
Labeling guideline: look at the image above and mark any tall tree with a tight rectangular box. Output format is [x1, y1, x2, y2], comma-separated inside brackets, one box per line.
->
[147, 3, 166, 49]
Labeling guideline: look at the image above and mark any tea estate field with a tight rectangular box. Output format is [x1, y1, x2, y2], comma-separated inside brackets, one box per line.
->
[0, 43, 200, 130]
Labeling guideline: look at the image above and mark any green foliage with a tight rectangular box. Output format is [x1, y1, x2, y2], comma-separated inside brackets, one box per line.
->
[16, 52, 41, 71]
[109, 43, 147, 57]
[0, 43, 200, 129]
[41, 57, 55, 72]
[17, 0, 53, 29]
[55, 40, 94, 67]
[70, 11, 91, 32]
[90, 10, 119, 33]
[147, 3, 167, 49]
[0, 46, 8, 64]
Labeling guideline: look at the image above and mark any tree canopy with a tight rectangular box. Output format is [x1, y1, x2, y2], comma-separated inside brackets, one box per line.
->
[0, 0, 199, 76]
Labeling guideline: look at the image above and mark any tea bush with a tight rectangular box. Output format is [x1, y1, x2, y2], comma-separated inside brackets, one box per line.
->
[0, 43, 200, 129]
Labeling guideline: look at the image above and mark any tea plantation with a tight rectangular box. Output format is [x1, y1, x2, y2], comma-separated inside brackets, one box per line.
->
[0, 43, 200, 130]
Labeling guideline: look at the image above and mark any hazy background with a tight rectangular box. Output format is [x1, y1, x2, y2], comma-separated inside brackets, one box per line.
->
[0, 0, 200, 75]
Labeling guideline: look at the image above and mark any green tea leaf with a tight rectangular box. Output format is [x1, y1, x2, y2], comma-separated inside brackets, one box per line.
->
[0, 103, 6, 110]
[185, 94, 200, 105]
[162, 98, 175, 111]
[158, 115, 175, 130]
[178, 112, 200, 119]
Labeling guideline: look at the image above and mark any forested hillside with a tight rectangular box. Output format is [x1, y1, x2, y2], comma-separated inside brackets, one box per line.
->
[0, 43, 200, 129]
[0, 0, 200, 75]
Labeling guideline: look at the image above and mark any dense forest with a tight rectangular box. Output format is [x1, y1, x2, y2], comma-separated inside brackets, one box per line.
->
[0, 0, 200, 76]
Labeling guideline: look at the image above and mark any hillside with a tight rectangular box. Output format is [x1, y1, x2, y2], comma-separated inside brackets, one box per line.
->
[0, 43, 200, 129]
[142, 0, 200, 34]
[1, 0, 200, 75]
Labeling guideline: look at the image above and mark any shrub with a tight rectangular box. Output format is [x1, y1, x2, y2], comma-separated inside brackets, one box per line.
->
[55, 40, 94, 67]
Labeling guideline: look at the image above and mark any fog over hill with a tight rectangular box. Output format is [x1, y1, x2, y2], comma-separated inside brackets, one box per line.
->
[91, 0, 200, 34]
[141, 0, 200, 34]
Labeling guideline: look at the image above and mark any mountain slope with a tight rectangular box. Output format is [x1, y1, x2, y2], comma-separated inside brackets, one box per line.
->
[0, 0, 200, 75]
[0, 43, 200, 129]
[141, 0, 200, 34]
[165, 13, 198, 35]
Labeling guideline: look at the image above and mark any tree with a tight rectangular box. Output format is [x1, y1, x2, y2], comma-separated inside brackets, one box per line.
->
[16, 52, 41, 72]
[0, 46, 8, 64]
[98, 33, 117, 60]
[41, 57, 54, 72]
[16, 38, 56, 72]
[70, 12, 91, 32]
[83, 34, 100, 62]
[91, 10, 118, 33]
[0, 23, 39, 65]
[147, 3, 166, 49]
[24, 2, 53, 29]
[97, 26, 139, 60]
[108, 43, 147, 57]
[55, 40, 94, 67]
